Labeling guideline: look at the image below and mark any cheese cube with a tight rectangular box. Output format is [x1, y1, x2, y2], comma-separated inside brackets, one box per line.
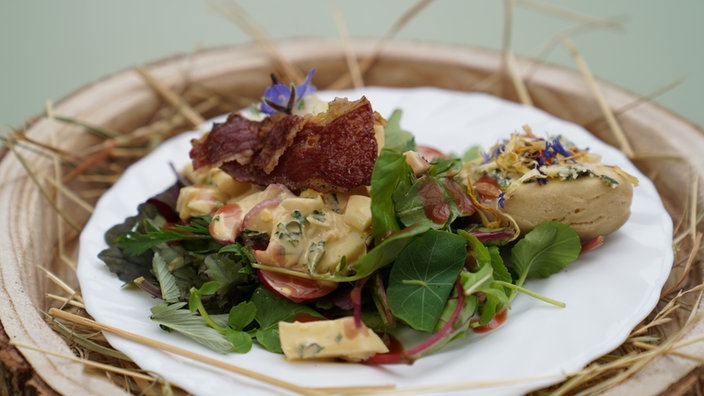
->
[278, 317, 388, 362]
[343, 195, 372, 231]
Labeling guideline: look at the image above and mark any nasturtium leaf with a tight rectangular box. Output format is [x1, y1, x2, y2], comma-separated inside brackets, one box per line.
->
[510, 222, 581, 284]
[387, 230, 467, 332]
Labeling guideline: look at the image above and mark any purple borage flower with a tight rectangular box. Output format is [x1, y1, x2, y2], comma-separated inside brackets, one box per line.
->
[260, 69, 317, 115]
[498, 192, 506, 208]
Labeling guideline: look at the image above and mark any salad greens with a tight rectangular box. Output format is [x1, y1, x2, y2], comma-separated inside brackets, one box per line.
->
[99, 89, 583, 363]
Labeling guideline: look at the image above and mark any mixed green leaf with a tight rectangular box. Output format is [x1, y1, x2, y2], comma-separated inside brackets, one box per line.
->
[99, 110, 583, 363]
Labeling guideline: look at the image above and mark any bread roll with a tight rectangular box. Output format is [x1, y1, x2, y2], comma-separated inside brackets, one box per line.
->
[501, 166, 634, 240]
[468, 127, 638, 240]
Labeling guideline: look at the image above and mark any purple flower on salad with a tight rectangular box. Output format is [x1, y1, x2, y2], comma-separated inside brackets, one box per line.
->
[260, 69, 317, 115]
[548, 136, 574, 160]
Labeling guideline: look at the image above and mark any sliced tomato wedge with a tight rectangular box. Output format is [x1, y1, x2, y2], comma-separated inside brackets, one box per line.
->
[416, 144, 450, 161]
[474, 174, 501, 201]
[257, 269, 338, 303]
[472, 309, 508, 333]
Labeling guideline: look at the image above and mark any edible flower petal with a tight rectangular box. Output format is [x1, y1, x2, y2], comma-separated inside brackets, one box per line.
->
[260, 69, 317, 115]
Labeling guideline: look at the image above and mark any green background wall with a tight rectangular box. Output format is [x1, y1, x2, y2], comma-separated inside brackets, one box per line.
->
[1, 1, 701, 129]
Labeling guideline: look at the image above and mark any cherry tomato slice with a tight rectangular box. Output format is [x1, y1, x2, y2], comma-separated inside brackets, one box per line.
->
[416, 144, 450, 161]
[257, 269, 338, 303]
[472, 309, 508, 333]
[474, 174, 501, 201]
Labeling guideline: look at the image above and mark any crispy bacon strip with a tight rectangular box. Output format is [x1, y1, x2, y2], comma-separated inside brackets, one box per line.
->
[190, 97, 379, 193]
[190, 112, 305, 170]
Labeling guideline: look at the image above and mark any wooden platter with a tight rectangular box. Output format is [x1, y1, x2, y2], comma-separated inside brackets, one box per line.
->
[1, 38, 702, 395]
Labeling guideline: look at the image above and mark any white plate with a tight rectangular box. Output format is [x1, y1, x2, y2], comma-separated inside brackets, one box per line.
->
[77, 87, 673, 395]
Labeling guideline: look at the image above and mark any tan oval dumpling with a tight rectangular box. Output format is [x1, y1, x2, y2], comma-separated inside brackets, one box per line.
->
[502, 167, 633, 240]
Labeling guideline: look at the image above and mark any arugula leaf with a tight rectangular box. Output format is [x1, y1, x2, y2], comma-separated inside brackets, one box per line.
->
[488, 245, 512, 284]
[341, 222, 430, 281]
[426, 157, 463, 178]
[510, 222, 581, 287]
[370, 149, 415, 242]
[393, 158, 469, 230]
[435, 291, 478, 335]
[460, 231, 512, 284]
[383, 109, 416, 152]
[457, 231, 511, 325]
[394, 176, 450, 229]
[150, 302, 233, 354]
[387, 230, 467, 332]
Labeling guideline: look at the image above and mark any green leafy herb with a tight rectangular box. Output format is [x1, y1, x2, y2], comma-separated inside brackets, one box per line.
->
[224, 328, 253, 353]
[387, 230, 467, 332]
[510, 222, 581, 288]
[119, 219, 212, 256]
[370, 149, 414, 242]
[101, 108, 588, 363]
[228, 301, 257, 331]
[342, 222, 430, 281]
[250, 287, 323, 329]
[152, 252, 180, 303]
[150, 302, 234, 354]
[383, 109, 416, 152]
[461, 145, 482, 162]
[255, 327, 283, 353]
